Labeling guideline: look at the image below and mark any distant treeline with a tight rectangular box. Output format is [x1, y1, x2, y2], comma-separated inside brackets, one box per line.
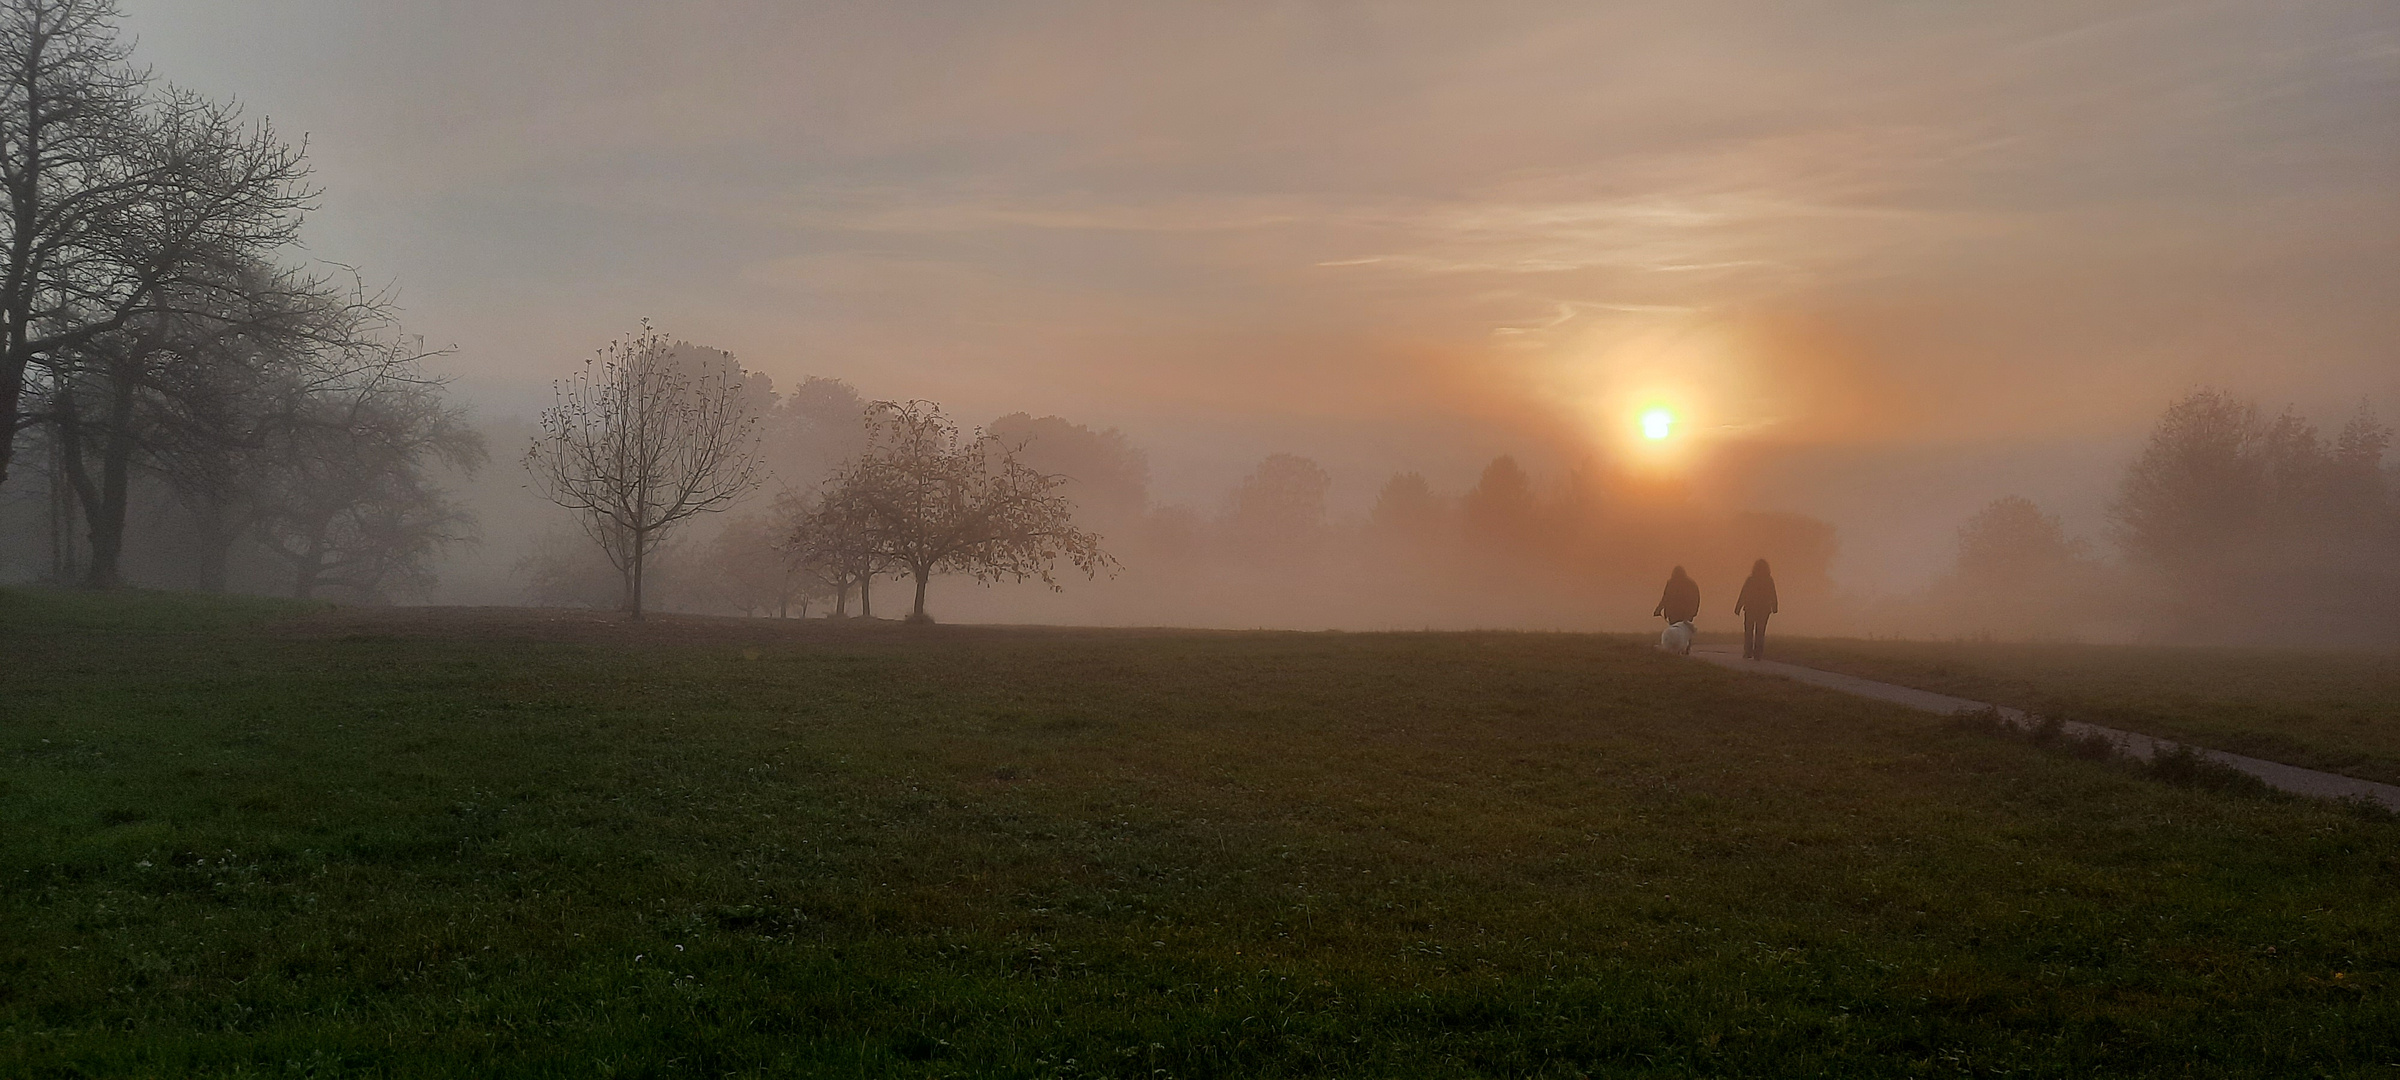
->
[1892, 390, 2396, 644]
[508, 366, 2396, 643]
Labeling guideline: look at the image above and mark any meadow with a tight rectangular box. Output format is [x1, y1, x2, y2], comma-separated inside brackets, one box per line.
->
[3, 588, 2396, 1077]
[1765, 636, 2400, 786]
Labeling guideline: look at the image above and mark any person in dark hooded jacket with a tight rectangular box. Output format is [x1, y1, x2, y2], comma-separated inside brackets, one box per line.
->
[1653, 566, 1700, 627]
[1734, 558, 1778, 660]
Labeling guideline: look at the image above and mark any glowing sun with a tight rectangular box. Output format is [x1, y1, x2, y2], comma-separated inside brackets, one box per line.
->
[1639, 407, 1675, 441]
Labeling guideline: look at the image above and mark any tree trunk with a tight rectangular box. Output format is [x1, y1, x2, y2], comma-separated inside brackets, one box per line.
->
[911, 566, 931, 620]
[0, 347, 26, 494]
[57, 395, 99, 572]
[832, 580, 850, 618]
[47, 415, 80, 583]
[0, 62, 40, 493]
[81, 367, 139, 589]
[629, 524, 648, 620]
[859, 572, 873, 619]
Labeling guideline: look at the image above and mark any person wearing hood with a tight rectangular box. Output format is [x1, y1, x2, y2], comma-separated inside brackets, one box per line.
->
[1653, 566, 1700, 628]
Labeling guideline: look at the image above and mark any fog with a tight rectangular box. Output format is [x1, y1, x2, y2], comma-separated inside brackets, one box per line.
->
[7, 1, 2396, 640]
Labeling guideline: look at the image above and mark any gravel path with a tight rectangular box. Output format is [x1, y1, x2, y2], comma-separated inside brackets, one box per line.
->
[1687, 644, 2400, 812]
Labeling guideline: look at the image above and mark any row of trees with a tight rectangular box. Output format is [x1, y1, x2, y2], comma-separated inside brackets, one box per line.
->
[1912, 389, 2395, 642]
[508, 355, 1842, 629]
[515, 345, 2391, 641]
[524, 329, 1110, 622]
[2109, 390, 2394, 639]
[0, 0, 480, 601]
[647, 431, 1835, 631]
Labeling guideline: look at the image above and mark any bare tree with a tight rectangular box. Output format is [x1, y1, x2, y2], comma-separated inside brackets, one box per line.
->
[0, 0, 148, 490]
[0, 0, 317, 490]
[828, 399, 1110, 622]
[525, 323, 763, 619]
[50, 260, 341, 587]
[248, 337, 484, 601]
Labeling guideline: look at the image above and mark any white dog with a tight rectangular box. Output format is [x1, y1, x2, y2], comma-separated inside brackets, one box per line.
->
[1659, 619, 1694, 655]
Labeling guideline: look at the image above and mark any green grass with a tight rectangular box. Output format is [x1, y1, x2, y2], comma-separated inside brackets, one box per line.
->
[1762, 636, 2400, 786]
[3, 589, 2397, 1077]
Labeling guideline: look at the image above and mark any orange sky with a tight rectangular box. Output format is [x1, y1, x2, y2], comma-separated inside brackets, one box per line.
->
[120, 0, 2400, 586]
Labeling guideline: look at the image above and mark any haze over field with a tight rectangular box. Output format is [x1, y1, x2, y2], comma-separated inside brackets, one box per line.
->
[12, 8, 2400, 1069]
[8, 1, 2397, 637]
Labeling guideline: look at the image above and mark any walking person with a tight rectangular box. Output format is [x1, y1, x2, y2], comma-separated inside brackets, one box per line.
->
[1735, 558, 1777, 660]
[1653, 565, 1700, 627]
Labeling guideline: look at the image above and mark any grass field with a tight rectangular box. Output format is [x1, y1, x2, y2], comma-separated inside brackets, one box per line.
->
[1762, 636, 2400, 786]
[4, 588, 2398, 1077]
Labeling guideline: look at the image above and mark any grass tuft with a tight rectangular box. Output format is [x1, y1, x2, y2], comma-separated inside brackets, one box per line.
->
[1950, 705, 2288, 800]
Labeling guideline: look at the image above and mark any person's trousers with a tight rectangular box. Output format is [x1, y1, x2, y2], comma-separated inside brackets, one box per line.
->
[1743, 614, 1769, 659]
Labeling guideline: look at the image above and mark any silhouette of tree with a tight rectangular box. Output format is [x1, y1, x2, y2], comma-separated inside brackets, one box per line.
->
[756, 374, 866, 492]
[0, 0, 316, 492]
[1956, 495, 2082, 587]
[525, 324, 763, 619]
[2111, 388, 2397, 641]
[1927, 495, 2101, 637]
[2329, 404, 2392, 531]
[2114, 389, 2393, 567]
[2110, 388, 2265, 567]
[827, 400, 1110, 622]
[1369, 471, 1447, 540]
[51, 264, 373, 589]
[248, 339, 484, 602]
[1226, 452, 1328, 555]
[785, 483, 892, 617]
[988, 411, 1149, 528]
[1462, 455, 1540, 547]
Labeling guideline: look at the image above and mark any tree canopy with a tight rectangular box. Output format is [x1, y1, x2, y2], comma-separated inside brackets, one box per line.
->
[813, 400, 1111, 622]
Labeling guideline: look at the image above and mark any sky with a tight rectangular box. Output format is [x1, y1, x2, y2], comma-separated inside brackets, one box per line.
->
[116, 0, 2400, 590]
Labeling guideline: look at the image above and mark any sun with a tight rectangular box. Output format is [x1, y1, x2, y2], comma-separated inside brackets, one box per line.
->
[1639, 407, 1675, 441]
